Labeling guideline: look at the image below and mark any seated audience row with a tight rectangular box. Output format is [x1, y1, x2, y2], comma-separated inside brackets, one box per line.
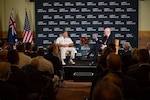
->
[90, 46, 150, 100]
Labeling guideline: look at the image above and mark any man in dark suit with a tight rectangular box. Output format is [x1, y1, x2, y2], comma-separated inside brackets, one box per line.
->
[6, 49, 29, 100]
[0, 62, 17, 100]
[87, 27, 115, 65]
[127, 49, 150, 99]
[90, 53, 139, 100]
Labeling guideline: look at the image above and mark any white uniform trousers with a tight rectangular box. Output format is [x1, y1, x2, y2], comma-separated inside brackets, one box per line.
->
[59, 47, 77, 60]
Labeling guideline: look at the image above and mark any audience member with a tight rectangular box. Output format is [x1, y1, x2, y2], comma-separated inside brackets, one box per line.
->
[0, 62, 17, 100]
[31, 43, 38, 58]
[0, 49, 8, 62]
[89, 54, 108, 100]
[44, 44, 64, 87]
[45, 44, 63, 77]
[91, 81, 123, 100]
[6, 49, 29, 100]
[107, 53, 139, 100]
[16, 42, 32, 68]
[108, 43, 116, 53]
[127, 49, 150, 99]
[103, 73, 123, 91]
[102, 47, 115, 56]
[89, 47, 114, 100]
[36, 48, 59, 90]
[22, 58, 56, 100]
[24, 42, 33, 57]
[120, 42, 132, 75]
[130, 48, 139, 65]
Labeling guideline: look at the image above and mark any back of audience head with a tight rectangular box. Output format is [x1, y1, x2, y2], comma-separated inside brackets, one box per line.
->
[0, 62, 11, 81]
[108, 43, 116, 52]
[107, 53, 122, 72]
[0, 49, 8, 62]
[47, 44, 54, 53]
[25, 42, 32, 51]
[31, 58, 39, 68]
[137, 49, 149, 63]
[92, 81, 123, 100]
[16, 42, 25, 52]
[122, 42, 132, 51]
[37, 48, 44, 56]
[7, 49, 19, 65]
[131, 48, 138, 60]
[32, 43, 38, 52]
[103, 73, 123, 91]
[102, 47, 115, 56]
[98, 55, 107, 70]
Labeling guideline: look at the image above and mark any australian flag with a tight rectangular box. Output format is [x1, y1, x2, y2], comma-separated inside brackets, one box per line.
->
[8, 10, 17, 44]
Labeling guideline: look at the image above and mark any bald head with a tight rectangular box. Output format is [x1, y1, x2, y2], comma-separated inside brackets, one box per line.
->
[107, 53, 122, 71]
[31, 58, 39, 68]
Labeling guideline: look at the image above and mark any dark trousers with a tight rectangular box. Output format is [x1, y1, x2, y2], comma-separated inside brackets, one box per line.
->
[88, 42, 101, 63]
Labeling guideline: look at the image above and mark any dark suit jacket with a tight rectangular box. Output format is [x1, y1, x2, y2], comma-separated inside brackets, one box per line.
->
[6, 65, 29, 100]
[89, 69, 109, 100]
[112, 72, 139, 100]
[44, 53, 62, 77]
[0, 80, 17, 100]
[97, 33, 115, 45]
[128, 64, 150, 88]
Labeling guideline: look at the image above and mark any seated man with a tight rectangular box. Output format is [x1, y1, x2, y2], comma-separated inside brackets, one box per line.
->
[87, 27, 115, 65]
[55, 30, 77, 65]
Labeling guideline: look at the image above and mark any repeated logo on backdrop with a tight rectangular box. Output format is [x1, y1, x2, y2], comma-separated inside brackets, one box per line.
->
[35, 0, 138, 56]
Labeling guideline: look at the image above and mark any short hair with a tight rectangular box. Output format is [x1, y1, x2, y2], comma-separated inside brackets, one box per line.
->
[122, 42, 132, 50]
[7, 49, 19, 64]
[107, 53, 122, 71]
[0, 49, 8, 62]
[25, 42, 31, 50]
[16, 42, 25, 52]
[103, 73, 123, 90]
[47, 44, 54, 53]
[131, 48, 138, 59]
[0, 62, 11, 81]
[92, 81, 123, 100]
[137, 49, 149, 63]
[62, 29, 67, 34]
[32, 43, 38, 52]
[102, 47, 114, 56]
[104, 27, 110, 30]
[37, 48, 44, 56]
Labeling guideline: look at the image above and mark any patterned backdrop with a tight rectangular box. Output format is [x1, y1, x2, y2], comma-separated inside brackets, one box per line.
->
[35, 0, 138, 57]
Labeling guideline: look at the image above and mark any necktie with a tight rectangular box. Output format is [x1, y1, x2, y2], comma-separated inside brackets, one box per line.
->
[102, 36, 107, 44]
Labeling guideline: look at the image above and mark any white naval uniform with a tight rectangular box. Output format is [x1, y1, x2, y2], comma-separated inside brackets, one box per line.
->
[56, 36, 77, 60]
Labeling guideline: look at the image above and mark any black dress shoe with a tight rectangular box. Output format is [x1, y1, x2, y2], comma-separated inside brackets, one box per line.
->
[89, 61, 96, 66]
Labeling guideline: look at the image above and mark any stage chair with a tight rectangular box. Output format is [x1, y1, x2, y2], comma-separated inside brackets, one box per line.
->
[115, 39, 119, 54]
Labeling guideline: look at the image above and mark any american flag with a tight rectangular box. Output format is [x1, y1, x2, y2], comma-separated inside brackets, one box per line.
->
[23, 11, 33, 43]
[8, 10, 17, 43]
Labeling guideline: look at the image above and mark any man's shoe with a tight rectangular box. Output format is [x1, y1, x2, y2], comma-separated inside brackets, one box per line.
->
[89, 61, 96, 66]
[69, 59, 75, 64]
[62, 61, 66, 65]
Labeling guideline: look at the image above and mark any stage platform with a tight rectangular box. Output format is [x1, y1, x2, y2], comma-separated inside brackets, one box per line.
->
[63, 59, 97, 81]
